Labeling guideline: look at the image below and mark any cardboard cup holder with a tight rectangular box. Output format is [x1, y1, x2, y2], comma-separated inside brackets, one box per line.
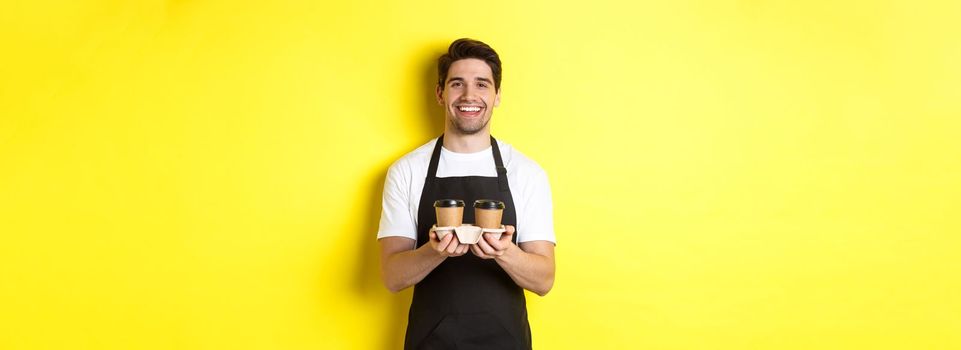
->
[431, 224, 507, 244]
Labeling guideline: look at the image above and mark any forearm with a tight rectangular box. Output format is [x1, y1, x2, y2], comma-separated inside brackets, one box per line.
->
[495, 244, 555, 296]
[382, 244, 446, 293]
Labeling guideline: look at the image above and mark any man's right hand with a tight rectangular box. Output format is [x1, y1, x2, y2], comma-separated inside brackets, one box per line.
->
[428, 231, 470, 257]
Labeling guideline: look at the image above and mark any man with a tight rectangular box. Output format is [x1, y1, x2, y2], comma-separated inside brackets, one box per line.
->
[377, 38, 556, 350]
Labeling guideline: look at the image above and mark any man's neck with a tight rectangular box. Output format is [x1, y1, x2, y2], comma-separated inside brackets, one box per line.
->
[442, 128, 491, 153]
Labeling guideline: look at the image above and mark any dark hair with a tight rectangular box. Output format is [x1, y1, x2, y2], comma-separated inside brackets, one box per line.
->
[437, 38, 502, 91]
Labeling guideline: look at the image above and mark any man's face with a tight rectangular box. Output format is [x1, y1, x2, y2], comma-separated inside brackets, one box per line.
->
[436, 58, 501, 135]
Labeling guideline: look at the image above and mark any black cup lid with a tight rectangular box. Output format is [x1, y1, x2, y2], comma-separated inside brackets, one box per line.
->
[473, 199, 505, 209]
[433, 199, 465, 208]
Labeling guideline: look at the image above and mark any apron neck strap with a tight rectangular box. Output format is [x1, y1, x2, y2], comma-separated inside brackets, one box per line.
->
[425, 135, 445, 185]
[490, 136, 510, 192]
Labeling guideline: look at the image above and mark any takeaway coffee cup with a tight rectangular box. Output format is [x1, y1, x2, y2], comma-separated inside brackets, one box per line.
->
[473, 199, 505, 230]
[433, 199, 465, 228]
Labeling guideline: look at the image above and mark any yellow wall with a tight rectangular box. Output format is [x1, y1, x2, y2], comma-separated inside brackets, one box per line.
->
[2, 1, 959, 349]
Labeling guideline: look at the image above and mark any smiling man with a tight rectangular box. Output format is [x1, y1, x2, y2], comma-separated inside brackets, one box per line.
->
[377, 38, 556, 349]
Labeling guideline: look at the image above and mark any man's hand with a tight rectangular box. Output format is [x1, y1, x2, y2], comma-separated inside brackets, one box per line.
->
[470, 225, 516, 259]
[429, 230, 470, 257]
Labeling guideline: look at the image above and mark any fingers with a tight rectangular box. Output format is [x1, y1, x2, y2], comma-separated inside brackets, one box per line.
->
[438, 233, 469, 256]
[445, 236, 459, 255]
[470, 244, 489, 259]
[475, 235, 502, 257]
[484, 233, 504, 250]
[502, 225, 515, 242]
[450, 236, 468, 256]
[478, 234, 497, 251]
[433, 231, 454, 255]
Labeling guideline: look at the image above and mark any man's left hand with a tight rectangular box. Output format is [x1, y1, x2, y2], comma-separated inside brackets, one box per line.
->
[470, 225, 516, 259]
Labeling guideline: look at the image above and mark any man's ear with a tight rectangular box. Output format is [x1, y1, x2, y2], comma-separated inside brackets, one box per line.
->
[435, 85, 444, 105]
[494, 88, 501, 107]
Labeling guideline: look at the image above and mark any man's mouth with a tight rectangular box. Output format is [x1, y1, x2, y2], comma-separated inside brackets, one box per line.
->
[455, 105, 484, 117]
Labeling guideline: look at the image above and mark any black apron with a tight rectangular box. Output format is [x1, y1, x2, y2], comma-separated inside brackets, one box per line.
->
[404, 135, 532, 350]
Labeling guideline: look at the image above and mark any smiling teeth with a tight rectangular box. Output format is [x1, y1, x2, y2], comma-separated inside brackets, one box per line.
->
[458, 106, 481, 112]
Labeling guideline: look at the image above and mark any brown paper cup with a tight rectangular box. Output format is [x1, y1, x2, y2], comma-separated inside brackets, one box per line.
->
[435, 207, 464, 227]
[473, 199, 505, 229]
[434, 199, 465, 227]
[475, 209, 502, 229]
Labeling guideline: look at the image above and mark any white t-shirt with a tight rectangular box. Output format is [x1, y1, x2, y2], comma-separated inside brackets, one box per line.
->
[377, 138, 556, 244]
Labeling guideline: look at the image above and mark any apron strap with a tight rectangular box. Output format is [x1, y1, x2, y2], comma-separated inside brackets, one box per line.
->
[424, 135, 445, 187]
[490, 136, 510, 192]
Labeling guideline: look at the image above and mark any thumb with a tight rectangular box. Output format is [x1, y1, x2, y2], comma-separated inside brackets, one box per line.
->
[503, 225, 515, 239]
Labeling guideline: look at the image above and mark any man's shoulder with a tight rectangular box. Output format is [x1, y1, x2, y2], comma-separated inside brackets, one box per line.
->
[387, 138, 437, 174]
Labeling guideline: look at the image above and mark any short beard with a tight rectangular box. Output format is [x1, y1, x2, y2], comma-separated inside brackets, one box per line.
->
[450, 116, 489, 135]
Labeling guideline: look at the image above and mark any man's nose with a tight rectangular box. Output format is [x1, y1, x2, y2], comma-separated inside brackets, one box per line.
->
[463, 84, 478, 98]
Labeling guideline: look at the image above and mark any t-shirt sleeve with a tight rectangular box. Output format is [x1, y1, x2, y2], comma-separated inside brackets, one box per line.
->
[518, 166, 556, 244]
[377, 159, 417, 240]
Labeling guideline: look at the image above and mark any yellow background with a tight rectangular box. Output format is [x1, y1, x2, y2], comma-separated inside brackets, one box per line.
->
[2, 0, 959, 349]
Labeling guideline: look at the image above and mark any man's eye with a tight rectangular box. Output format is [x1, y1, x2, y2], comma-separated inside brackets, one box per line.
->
[478, 83, 488, 88]
[450, 82, 462, 87]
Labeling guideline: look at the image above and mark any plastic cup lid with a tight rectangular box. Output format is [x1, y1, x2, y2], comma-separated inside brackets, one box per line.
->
[434, 199, 465, 208]
[473, 199, 505, 209]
